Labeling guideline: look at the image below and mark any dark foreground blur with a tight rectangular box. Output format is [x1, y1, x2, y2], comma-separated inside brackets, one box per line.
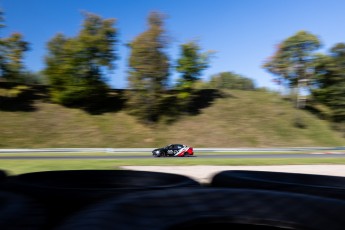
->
[1, 169, 345, 229]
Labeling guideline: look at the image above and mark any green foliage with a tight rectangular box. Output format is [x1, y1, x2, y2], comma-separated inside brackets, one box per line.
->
[21, 71, 47, 85]
[263, 30, 321, 88]
[52, 80, 107, 106]
[0, 85, 29, 97]
[0, 13, 30, 82]
[44, 12, 118, 107]
[174, 40, 214, 112]
[175, 40, 213, 87]
[0, 10, 5, 29]
[127, 11, 170, 123]
[311, 43, 345, 122]
[208, 71, 255, 90]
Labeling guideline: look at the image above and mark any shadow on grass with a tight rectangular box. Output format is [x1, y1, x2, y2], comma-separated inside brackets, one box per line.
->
[188, 89, 232, 115]
[159, 89, 233, 124]
[0, 82, 48, 112]
[0, 82, 126, 114]
[76, 89, 127, 115]
[0, 83, 231, 124]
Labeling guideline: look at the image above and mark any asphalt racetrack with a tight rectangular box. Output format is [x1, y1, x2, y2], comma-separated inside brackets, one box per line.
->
[0, 153, 345, 159]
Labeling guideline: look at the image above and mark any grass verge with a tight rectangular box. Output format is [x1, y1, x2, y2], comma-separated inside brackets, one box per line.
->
[1, 157, 345, 175]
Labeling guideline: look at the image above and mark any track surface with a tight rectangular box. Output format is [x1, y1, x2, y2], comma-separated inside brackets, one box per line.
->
[0, 153, 345, 159]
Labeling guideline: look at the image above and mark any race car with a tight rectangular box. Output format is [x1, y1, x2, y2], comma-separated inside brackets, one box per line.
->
[152, 144, 194, 157]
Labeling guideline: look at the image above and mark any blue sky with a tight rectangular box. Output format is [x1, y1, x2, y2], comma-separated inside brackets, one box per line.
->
[1, 0, 345, 90]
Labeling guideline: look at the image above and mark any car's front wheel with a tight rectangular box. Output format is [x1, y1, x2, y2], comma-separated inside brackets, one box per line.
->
[153, 151, 161, 157]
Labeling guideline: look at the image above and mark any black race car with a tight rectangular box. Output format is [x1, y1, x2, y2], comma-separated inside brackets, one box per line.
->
[152, 144, 194, 157]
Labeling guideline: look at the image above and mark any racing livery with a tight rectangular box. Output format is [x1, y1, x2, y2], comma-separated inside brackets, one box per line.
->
[152, 144, 194, 157]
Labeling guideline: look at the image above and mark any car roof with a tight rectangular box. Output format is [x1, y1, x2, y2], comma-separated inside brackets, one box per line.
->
[169, 144, 186, 146]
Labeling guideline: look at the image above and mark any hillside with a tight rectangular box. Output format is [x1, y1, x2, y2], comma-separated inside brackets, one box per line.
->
[0, 84, 344, 148]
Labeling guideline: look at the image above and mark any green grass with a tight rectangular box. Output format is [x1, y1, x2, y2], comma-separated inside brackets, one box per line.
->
[0, 87, 344, 148]
[1, 155, 345, 175]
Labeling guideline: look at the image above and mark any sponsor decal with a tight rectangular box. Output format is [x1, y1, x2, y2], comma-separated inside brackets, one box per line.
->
[174, 147, 188, 156]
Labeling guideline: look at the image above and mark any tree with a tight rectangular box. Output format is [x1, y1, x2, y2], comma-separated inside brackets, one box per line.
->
[175, 40, 213, 89]
[174, 40, 213, 113]
[0, 9, 4, 29]
[208, 71, 255, 90]
[127, 11, 170, 123]
[0, 10, 29, 82]
[263, 31, 321, 87]
[1, 33, 29, 82]
[312, 43, 345, 122]
[44, 12, 117, 106]
[263, 31, 321, 108]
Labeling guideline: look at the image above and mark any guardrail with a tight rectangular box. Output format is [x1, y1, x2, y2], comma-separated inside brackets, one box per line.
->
[0, 147, 344, 153]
